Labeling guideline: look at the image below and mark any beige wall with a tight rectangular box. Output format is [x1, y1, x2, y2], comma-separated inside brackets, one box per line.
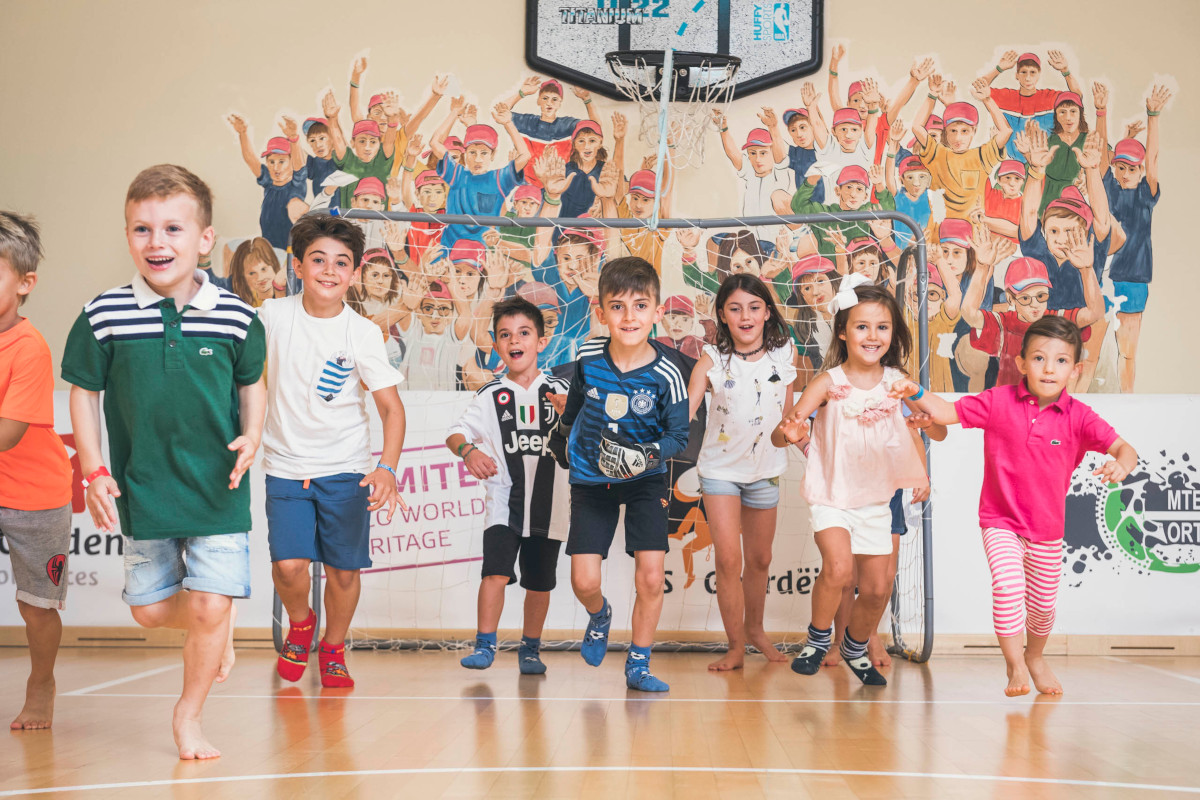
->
[3, 0, 1197, 391]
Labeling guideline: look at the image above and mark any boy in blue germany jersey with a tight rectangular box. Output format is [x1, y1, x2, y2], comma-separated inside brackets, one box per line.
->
[547, 257, 689, 692]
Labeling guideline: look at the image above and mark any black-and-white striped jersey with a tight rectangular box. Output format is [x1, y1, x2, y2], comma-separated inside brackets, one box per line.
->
[447, 372, 570, 539]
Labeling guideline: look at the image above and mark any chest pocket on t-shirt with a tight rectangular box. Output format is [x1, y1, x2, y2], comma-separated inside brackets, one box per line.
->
[959, 170, 981, 192]
[316, 351, 354, 403]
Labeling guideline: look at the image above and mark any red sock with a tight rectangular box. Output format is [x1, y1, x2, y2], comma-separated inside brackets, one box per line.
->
[319, 641, 354, 688]
[276, 610, 316, 682]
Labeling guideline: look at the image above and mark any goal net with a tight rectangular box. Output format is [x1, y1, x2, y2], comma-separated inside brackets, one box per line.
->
[277, 205, 934, 663]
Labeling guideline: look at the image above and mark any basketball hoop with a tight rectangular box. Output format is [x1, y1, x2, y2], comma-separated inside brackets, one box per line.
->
[606, 49, 740, 169]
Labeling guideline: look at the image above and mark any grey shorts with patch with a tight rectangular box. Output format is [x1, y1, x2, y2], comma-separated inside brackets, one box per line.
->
[1, 504, 72, 610]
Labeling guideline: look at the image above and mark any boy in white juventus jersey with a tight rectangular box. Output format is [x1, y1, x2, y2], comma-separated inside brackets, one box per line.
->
[446, 297, 569, 673]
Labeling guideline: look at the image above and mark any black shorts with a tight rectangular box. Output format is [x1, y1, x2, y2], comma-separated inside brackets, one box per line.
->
[482, 525, 562, 592]
[566, 472, 670, 558]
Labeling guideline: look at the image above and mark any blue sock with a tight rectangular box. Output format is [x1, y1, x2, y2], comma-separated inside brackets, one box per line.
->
[460, 631, 497, 670]
[625, 645, 669, 692]
[580, 599, 612, 667]
[518, 636, 546, 675]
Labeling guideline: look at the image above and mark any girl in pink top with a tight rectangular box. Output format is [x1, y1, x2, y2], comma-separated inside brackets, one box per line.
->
[773, 278, 930, 686]
[892, 315, 1137, 697]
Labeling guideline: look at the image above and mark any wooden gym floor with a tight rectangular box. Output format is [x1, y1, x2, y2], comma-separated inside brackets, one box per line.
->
[3, 647, 1199, 798]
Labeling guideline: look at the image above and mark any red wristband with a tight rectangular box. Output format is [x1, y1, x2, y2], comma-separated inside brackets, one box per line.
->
[83, 466, 110, 488]
[287, 135, 299, 142]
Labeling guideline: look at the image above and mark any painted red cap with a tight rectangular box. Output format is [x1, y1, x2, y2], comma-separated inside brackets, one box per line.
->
[628, 169, 658, 197]
[353, 177, 385, 197]
[351, 119, 382, 139]
[742, 128, 773, 149]
[463, 124, 498, 150]
[260, 136, 291, 157]
[832, 107, 863, 128]
[1004, 257, 1051, 292]
[1112, 138, 1146, 165]
[662, 294, 695, 316]
[943, 102, 979, 127]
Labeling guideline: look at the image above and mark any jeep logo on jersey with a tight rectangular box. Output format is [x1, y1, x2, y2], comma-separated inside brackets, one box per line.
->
[504, 430, 549, 457]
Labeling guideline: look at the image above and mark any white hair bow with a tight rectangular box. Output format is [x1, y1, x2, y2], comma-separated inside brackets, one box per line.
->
[828, 273, 874, 315]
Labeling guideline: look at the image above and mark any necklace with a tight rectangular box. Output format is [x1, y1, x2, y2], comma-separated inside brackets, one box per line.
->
[733, 342, 765, 359]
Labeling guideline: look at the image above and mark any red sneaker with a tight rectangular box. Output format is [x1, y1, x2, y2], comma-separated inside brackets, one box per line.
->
[319, 641, 354, 688]
[276, 610, 316, 682]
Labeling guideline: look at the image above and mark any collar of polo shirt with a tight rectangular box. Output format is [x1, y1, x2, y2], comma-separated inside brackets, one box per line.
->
[131, 268, 220, 311]
[1015, 377, 1072, 412]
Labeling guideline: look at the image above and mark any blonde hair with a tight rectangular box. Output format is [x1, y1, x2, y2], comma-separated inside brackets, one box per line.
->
[125, 165, 213, 227]
[0, 211, 43, 306]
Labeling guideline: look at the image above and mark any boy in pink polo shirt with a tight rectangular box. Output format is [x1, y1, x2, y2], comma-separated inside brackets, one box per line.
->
[891, 315, 1137, 697]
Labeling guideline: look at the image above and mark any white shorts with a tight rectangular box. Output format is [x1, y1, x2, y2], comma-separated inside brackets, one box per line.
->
[809, 502, 894, 555]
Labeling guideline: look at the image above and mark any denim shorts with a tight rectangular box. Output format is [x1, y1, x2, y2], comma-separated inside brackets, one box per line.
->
[122, 533, 251, 606]
[698, 475, 780, 510]
[265, 473, 371, 571]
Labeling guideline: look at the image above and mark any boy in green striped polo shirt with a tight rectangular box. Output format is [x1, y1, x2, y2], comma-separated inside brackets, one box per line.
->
[62, 165, 267, 760]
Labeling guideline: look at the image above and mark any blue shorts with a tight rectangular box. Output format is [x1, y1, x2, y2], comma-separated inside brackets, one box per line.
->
[1111, 280, 1149, 314]
[699, 475, 780, 510]
[266, 473, 372, 571]
[122, 533, 251, 606]
[889, 489, 908, 536]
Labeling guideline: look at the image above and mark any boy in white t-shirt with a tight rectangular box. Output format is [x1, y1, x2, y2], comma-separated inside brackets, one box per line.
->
[713, 115, 795, 219]
[445, 297, 570, 673]
[258, 215, 406, 689]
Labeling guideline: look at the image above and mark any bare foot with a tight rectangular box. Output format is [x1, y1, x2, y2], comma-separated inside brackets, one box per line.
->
[746, 631, 788, 663]
[823, 641, 843, 667]
[1025, 655, 1063, 695]
[867, 635, 892, 667]
[173, 703, 221, 760]
[1005, 662, 1032, 697]
[708, 648, 745, 671]
[10, 678, 54, 730]
[215, 602, 237, 684]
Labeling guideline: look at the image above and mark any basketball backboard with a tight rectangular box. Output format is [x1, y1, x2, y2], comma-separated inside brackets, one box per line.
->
[525, 0, 823, 101]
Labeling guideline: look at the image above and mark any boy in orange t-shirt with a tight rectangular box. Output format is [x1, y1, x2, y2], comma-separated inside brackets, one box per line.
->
[0, 212, 73, 731]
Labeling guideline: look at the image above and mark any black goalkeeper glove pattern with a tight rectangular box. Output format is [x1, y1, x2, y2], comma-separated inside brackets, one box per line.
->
[598, 431, 661, 480]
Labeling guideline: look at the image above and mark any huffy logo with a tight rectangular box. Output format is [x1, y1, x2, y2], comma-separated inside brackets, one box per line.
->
[1064, 450, 1200, 579]
[753, 2, 790, 42]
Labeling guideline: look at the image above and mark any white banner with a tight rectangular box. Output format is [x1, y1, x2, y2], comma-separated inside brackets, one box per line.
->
[2, 393, 1197, 637]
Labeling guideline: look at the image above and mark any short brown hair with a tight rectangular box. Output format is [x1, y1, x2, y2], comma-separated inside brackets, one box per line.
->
[289, 214, 365, 270]
[0, 211, 43, 306]
[125, 165, 214, 228]
[598, 256, 660, 304]
[1022, 315, 1083, 361]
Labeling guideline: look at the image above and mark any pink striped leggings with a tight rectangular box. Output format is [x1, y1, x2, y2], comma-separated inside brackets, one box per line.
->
[981, 528, 1064, 638]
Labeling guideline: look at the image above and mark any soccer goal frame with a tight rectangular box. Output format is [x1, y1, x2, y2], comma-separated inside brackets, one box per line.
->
[272, 206, 936, 664]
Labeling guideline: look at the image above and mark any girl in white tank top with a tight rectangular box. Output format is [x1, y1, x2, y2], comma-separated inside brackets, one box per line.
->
[685, 273, 799, 671]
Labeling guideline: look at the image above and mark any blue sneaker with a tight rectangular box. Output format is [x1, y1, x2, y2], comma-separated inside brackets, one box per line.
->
[625, 648, 669, 692]
[460, 634, 497, 670]
[580, 600, 612, 667]
[518, 637, 546, 675]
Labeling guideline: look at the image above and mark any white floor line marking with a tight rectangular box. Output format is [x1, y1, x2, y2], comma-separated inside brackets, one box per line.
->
[62, 664, 182, 696]
[1108, 657, 1200, 686]
[0, 765, 1196, 797]
[62, 692, 1200, 707]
